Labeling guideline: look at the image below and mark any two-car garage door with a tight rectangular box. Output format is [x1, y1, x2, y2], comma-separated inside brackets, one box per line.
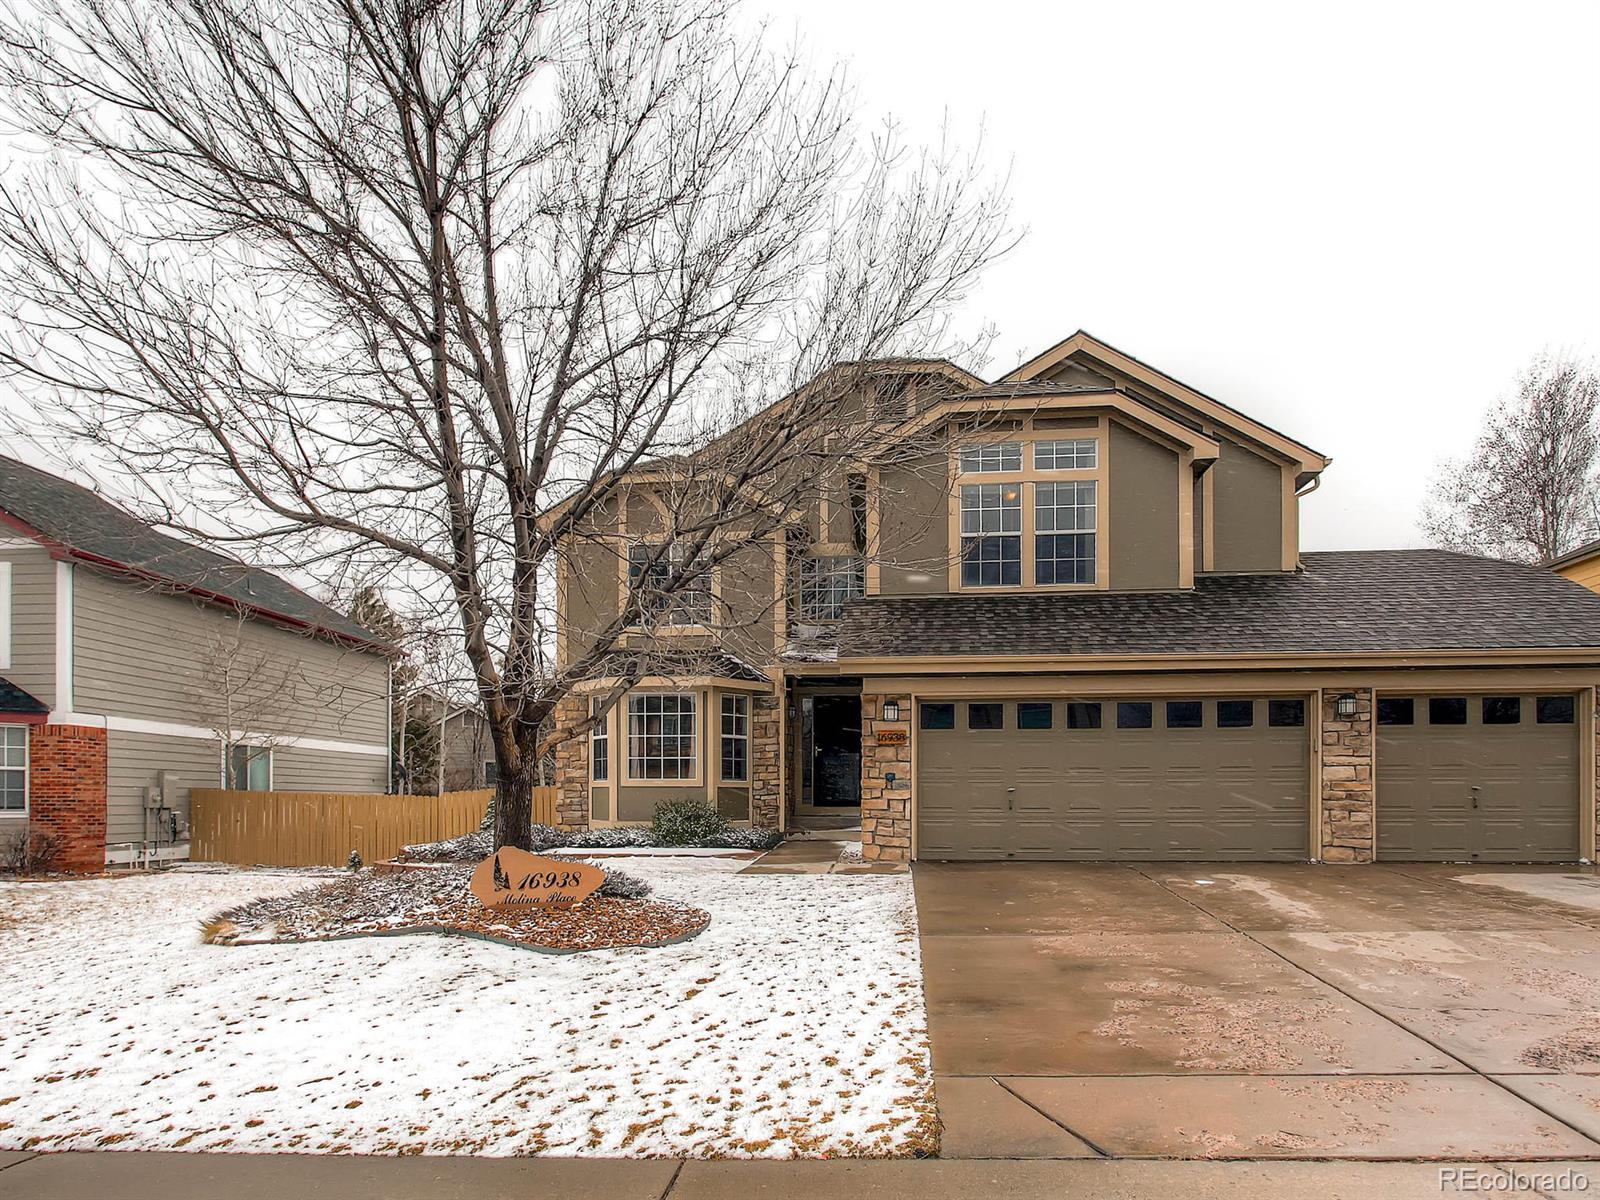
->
[917, 697, 1311, 861]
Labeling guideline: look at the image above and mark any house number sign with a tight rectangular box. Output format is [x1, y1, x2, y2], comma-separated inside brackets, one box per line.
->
[470, 847, 606, 909]
[875, 729, 909, 746]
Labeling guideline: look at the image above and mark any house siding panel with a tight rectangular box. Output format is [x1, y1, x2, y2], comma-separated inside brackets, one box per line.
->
[272, 745, 387, 794]
[876, 451, 949, 596]
[72, 566, 388, 744]
[1107, 423, 1180, 591]
[1209, 438, 1284, 573]
[104, 728, 219, 848]
[1, 547, 55, 706]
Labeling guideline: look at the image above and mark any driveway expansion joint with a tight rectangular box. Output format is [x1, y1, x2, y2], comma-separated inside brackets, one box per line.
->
[990, 1076, 1112, 1158]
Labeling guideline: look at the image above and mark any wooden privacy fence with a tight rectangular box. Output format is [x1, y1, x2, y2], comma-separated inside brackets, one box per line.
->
[190, 786, 558, 867]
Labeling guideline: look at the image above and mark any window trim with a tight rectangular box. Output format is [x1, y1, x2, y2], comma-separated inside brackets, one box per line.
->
[0, 723, 27, 817]
[950, 421, 1107, 593]
[625, 690, 702, 784]
[719, 693, 750, 784]
[624, 542, 717, 631]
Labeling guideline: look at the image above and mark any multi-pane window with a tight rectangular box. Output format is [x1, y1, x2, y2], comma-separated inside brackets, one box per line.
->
[958, 442, 1022, 474]
[960, 483, 1022, 586]
[1033, 439, 1097, 470]
[628, 543, 713, 627]
[720, 694, 749, 782]
[1034, 481, 1096, 584]
[627, 692, 697, 780]
[226, 743, 270, 791]
[590, 699, 610, 782]
[798, 554, 865, 621]
[0, 725, 25, 813]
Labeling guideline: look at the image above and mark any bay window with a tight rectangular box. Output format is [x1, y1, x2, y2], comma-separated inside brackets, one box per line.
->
[720, 694, 749, 782]
[626, 692, 697, 780]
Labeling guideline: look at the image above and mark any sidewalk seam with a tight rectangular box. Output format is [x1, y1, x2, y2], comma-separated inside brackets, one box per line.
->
[991, 1076, 1112, 1158]
[658, 1158, 688, 1199]
[0, 1153, 38, 1174]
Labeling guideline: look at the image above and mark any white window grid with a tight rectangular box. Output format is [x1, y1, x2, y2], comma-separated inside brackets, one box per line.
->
[1035, 480, 1097, 585]
[958, 442, 1023, 474]
[627, 692, 697, 780]
[798, 554, 865, 622]
[628, 543, 713, 627]
[1035, 481, 1097, 533]
[720, 693, 750, 782]
[960, 483, 1023, 587]
[590, 699, 610, 782]
[0, 724, 26, 813]
[1033, 438, 1098, 470]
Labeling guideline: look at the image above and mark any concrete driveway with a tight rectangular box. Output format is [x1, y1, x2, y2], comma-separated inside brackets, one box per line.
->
[915, 862, 1600, 1161]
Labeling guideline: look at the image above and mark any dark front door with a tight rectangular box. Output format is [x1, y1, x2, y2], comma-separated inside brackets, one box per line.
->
[813, 695, 862, 807]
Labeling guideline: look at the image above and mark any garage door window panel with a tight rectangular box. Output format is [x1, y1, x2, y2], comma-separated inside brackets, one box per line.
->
[1117, 701, 1153, 729]
[1218, 700, 1255, 728]
[1378, 697, 1415, 725]
[1066, 702, 1102, 730]
[1429, 697, 1468, 725]
[1166, 701, 1202, 728]
[1268, 699, 1305, 727]
[1017, 702, 1053, 730]
[1537, 696, 1576, 725]
[960, 484, 1021, 587]
[920, 703, 955, 731]
[967, 703, 1004, 730]
[1482, 697, 1521, 725]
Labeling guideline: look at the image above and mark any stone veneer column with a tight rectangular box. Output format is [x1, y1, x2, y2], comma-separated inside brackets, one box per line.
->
[1320, 688, 1374, 863]
[749, 692, 782, 828]
[551, 693, 591, 832]
[27, 723, 108, 873]
[860, 693, 912, 862]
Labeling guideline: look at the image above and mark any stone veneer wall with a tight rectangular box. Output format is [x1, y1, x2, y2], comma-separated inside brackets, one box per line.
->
[1319, 687, 1374, 863]
[750, 692, 782, 827]
[27, 723, 109, 873]
[551, 693, 590, 832]
[860, 693, 912, 862]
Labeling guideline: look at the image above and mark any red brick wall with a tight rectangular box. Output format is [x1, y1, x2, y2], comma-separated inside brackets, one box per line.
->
[28, 724, 108, 873]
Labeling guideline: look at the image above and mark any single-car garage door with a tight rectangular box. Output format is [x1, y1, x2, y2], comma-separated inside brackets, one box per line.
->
[917, 697, 1310, 861]
[1377, 693, 1579, 862]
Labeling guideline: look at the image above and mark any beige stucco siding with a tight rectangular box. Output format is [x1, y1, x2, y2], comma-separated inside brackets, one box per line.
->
[718, 540, 776, 659]
[72, 566, 388, 744]
[875, 451, 950, 595]
[1107, 423, 1180, 591]
[0, 546, 55, 706]
[105, 728, 219, 848]
[1209, 438, 1284, 573]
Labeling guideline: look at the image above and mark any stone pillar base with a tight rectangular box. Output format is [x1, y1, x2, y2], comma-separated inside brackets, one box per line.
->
[860, 693, 911, 862]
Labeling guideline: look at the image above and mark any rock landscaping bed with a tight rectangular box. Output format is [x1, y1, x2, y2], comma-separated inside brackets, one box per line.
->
[201, 862, 709, 954]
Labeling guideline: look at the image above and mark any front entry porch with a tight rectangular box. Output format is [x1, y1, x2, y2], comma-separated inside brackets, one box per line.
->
[786, 677, 864, 833]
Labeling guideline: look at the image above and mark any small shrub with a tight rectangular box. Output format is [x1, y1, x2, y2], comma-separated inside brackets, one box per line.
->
[705, 826, 784, 851]
[0, 828, 64, 876]
[595, 867, 653, 900]
[563, 825, 653, 849]
[650, 798, 729, 847]
[347, 849, 363, 871]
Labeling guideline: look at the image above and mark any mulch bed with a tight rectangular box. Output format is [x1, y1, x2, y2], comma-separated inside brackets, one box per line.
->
[201, 863, 710, 954]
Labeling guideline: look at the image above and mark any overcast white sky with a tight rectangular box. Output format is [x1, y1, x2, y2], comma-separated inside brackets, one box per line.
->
[754, 0, 1600, 550]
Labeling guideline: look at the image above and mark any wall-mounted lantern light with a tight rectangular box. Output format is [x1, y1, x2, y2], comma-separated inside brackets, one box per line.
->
[883, 699, 901, 721]
[1334, 693, 1358, 720]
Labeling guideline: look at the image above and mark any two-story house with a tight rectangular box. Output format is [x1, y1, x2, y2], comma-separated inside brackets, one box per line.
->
[552, 331, 1600, 865]
[0, 455, 394, 871]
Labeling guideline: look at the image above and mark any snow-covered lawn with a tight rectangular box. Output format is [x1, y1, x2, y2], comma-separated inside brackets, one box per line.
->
[0, 857, 932, 1157]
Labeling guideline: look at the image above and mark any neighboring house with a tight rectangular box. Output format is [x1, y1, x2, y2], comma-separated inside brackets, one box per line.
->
[552, 331, 1600, 865]
[1547, 539, 1600, 594]
[0, 455, 394, 871]
[399, 690, 497, 793]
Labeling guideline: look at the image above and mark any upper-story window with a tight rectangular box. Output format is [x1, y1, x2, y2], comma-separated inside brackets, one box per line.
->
[958, 442, 1022, 473]
[798, 554, 865, 621]
[1035, 481, 1097, 584]
[1034, 438, 1097, 470]
[959, 483, 1022, 586]
[628, 542, 713, 627]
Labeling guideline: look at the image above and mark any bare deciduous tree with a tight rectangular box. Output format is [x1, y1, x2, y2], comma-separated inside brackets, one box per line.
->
[1421, 353, 1600, 563]
[190, 614, 312, 789]
[0, 0, 1012, 848]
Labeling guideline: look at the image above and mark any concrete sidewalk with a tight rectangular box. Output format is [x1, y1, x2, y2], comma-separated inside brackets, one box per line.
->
[1, 1152, 1595, 1199]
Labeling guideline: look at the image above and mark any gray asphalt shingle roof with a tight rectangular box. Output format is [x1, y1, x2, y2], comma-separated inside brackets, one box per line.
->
[0, 675, 47, 715]
[837, 550, 1600, 660]
[0, 455, 388, 651]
